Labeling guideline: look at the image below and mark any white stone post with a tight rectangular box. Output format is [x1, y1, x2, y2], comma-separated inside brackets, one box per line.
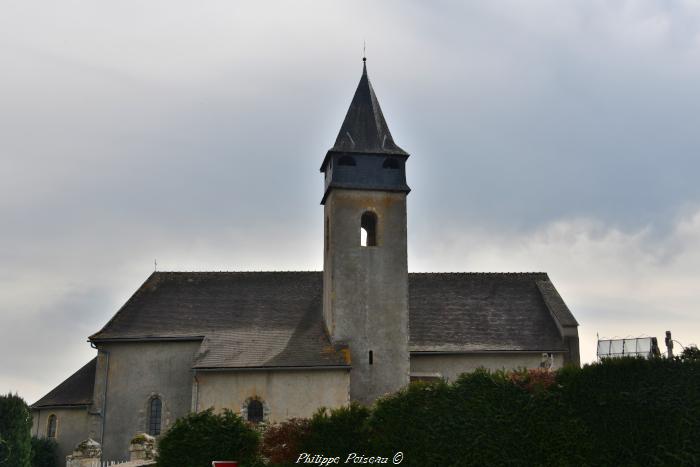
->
[66, 438, 101, 467]
[129, 433, 157, 461]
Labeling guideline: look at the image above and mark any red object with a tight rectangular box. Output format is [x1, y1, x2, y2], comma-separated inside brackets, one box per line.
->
[212, 462, 238, 467]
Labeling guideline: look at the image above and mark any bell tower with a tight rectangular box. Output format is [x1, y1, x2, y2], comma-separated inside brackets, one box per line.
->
[321, 59, 410, 404]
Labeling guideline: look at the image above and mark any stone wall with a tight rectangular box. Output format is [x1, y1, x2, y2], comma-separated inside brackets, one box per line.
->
[93, 340, 201, 461]
[32, 407, 91, 464]
[195, 369, 350, 422]
[323, 189, 410, 404]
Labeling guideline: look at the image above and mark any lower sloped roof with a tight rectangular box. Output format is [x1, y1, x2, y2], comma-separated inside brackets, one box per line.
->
[31, 357, 96, 408]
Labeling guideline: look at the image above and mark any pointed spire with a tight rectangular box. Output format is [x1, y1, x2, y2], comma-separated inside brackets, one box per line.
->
[329, 60, 407, 156]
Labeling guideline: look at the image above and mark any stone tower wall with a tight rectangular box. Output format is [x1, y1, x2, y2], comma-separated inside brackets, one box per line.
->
[323, 188, 410, 404]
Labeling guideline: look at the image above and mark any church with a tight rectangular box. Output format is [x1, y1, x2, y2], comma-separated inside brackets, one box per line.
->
[31, 60, 580, 462]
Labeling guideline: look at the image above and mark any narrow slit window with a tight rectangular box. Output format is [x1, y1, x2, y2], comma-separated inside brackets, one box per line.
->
[47, 414, 57, 439]
[369, 350, 373, 365]
[148, 397, 162, 436]
[360, 212, 377, 247]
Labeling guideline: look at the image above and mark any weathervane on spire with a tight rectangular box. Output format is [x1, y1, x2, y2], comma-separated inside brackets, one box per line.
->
[363, 40, 366, 62]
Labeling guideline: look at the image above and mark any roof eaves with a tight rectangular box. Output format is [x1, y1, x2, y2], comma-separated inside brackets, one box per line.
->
[192, 364, 351, 371]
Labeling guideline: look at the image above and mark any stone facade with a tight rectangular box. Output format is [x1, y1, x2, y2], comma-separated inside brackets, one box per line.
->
[91, 340, 201, 461]
[32, 407, 91, 463]
[194, 369, 350, 422]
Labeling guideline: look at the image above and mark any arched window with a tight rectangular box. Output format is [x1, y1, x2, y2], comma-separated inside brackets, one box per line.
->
[247, 399, 264, 424]
[47, 414, 57, 439]
[148, 397, 162, 436]
[361, 211, 377, 247]
[338, 156, 356, 166]
[382, 158, 400, 169]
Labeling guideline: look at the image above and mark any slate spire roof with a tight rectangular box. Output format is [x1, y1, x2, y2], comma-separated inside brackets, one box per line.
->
[329, 60, 408, 156]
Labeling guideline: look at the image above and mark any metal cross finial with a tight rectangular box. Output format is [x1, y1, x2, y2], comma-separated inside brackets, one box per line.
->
[363, 41, 366, 62]
[154, 258, 157, 272]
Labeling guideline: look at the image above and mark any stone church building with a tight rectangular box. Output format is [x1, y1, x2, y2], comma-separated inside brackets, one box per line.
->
[31, 61, 580, 462]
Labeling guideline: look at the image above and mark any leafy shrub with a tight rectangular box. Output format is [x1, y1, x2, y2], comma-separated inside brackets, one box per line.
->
[263, 358, 698, 466]
[157, 408, 260, 467]
[0, 393, 32, 467]
[30, 436, 57, 467]
[679, 345, 700, 362]
[299, 403, 371, 461]
[261, 418, 310, 465]
[369, 371, 590, 467]
[557, 357, 700, 466]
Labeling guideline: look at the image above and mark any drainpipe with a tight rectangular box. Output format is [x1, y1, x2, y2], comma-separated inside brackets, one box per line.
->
[90, 342, 110, 449]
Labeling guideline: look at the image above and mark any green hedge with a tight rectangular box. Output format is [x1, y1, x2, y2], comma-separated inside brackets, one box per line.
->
[30, 437, 58, 467]
[262, 358, 699, 466]
[0, 393, 32, 467]
[157, 408, 260, 467]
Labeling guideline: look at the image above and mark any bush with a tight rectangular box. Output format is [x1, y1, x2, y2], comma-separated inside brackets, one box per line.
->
[261, 358, 699, 466]
[558, 357, 700, 466]
[369, 371, 590, 466]
[0, 393, 32, 467]
[157, 408, 260, 467]
[679, 345, 700, 362]
[261, 418, 311, 465]
[299, 403, 371, 462]
[30, 437, 57, 467]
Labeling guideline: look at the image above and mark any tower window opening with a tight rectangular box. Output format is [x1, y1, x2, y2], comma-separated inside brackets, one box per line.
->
[360, 211, 377, 247]
[382, 158, 400, 169]
[369, 350, 373, 365]
[338, 155, 356, 166]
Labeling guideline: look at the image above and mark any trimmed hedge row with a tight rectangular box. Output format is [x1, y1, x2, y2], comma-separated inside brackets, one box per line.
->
[264, 357, 700, 466]
[158, 357, 699, 466]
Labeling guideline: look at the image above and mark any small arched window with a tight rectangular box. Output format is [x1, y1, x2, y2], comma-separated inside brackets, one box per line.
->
[338, 156, 356, 166]
[47, 414, 57, 439]
[361, 211, 377, 247]
[247, 399, 264, 424]
[382, 158, 400, 169]
[148, 397, 162, 436]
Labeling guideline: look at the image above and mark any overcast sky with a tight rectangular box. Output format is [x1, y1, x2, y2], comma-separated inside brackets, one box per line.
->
[2, 1, 699, 403]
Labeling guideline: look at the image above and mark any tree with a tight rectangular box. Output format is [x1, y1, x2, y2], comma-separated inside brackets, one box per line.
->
[156, 408, 260, 467]
[31, 437, 58, 467]
[0, 393, 32, 467]
[679, 345, 700, 362]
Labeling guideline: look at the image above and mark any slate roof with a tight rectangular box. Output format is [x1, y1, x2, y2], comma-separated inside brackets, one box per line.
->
[322, 62, 408, 169]
[409, 273, 575, 352]
[90, 271, 575, 369]
[31, 357, 96, 408]
[89, 272, 350, 370]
